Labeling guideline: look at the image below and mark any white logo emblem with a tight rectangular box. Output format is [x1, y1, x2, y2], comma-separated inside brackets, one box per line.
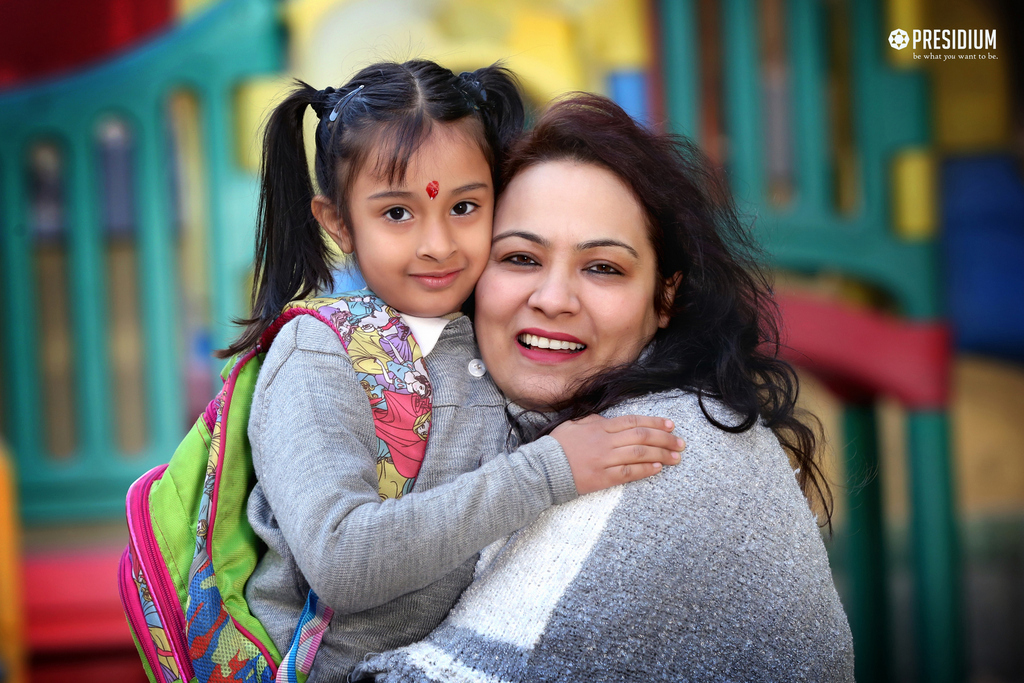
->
[889, 29, 910, 49]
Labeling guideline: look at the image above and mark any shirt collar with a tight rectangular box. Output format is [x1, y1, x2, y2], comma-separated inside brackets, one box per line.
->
[399, 312, 462, 357]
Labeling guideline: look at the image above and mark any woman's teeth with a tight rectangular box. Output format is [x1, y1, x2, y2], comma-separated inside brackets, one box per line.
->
[517, 333, 586, 351]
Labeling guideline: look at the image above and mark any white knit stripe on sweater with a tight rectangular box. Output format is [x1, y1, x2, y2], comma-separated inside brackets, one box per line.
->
[446, 486, 624, 648]
[402, 641, 512, 683]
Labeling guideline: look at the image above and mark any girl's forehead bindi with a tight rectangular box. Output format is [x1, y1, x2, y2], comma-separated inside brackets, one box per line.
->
[426, 180, 439, 199]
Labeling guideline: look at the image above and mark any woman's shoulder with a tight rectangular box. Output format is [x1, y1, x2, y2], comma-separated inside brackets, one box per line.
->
[600, 390, 762, 450]
[604, 390, 813, 522]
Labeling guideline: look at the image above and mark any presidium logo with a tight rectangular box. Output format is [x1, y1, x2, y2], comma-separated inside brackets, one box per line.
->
[888, 28, 998, 60]
[889, 29, 910, 50]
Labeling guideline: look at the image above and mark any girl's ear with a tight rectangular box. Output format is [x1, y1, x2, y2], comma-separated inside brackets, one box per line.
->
[311, 195, 354, 254]
[658, 272, 683, 328]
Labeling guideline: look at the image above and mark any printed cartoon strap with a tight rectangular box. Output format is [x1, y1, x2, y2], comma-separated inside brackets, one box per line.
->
[273, 293, 435, 680]
[281, 294, 434, 495]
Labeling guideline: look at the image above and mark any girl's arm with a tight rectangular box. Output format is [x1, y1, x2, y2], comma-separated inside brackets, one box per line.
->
[251, 316, 653, 616]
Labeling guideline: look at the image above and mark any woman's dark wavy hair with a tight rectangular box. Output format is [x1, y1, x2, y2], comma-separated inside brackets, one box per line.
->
[512, 94, 832, 527]
[220, 59, 525, 358]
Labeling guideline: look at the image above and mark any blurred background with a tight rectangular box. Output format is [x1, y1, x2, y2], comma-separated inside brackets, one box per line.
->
[0, 0, 1021, 681]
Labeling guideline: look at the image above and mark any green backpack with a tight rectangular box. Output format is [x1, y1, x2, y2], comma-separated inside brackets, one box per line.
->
[118, 292, 433, 683]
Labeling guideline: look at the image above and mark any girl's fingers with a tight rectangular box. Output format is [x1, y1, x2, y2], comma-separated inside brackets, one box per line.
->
[610, 426, 685, 454]
[614, 461, 665, 485]
[602, 446, 681, 471]
[600, 414, 675, 434]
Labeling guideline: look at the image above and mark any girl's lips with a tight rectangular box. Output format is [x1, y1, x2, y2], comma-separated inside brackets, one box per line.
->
[410, 270, 462, 290]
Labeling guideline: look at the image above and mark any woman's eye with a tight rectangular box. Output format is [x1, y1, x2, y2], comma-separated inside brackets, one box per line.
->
[504, 253, 538, 266]
[385, 207, 412, 222]
[450, 201, 478, 216]
[587, 263, 623, 275]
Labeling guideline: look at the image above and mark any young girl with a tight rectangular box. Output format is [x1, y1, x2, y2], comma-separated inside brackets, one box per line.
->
[223, 61, 684, 681]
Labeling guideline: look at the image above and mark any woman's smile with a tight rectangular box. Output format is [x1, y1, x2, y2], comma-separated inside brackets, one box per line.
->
[515, 328, 588, 362]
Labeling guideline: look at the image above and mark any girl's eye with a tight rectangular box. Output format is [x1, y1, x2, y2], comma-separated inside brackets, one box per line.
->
[587, 263, 623, 275]
[450, 201, 478, 216]
[385, 207, 412, 222]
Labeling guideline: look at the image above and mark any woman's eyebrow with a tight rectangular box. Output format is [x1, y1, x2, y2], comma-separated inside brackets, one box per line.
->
[492, 230, 549, 246]
[577, 239, 640, 259]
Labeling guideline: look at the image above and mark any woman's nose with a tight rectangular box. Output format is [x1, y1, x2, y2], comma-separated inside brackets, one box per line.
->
[416, 217, 456, 262]
[527, 268, 580, 317]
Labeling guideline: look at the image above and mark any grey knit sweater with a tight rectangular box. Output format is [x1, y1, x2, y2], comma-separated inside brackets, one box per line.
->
[245, 315, 578, 681]
[354, 390, 854, 682]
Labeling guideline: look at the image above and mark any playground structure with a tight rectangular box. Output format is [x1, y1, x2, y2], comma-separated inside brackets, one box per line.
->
[1, 0, 1022, 681]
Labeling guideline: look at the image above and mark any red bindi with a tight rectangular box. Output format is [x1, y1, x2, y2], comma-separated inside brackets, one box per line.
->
[426, 180, 439, 199]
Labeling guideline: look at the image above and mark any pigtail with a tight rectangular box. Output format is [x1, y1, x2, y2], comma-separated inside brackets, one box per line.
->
[218, 82, 335, 358]
[461, 65, 526, 188]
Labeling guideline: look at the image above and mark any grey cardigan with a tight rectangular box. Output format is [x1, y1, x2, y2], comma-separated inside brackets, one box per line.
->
[354, 390, 854, 682]
[245, 315, 577, 681]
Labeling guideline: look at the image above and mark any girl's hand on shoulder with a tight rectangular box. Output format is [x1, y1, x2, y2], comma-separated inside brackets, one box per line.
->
[552, 414, 685, 495]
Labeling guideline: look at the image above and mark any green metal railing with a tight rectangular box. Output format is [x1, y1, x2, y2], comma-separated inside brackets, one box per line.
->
[658, 0, 961, 680]
[0, 0, 282, 521]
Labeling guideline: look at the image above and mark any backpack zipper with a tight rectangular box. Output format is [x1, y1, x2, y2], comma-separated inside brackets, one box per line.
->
[118, 546, 167, 683]
[126, 465, 194, 681]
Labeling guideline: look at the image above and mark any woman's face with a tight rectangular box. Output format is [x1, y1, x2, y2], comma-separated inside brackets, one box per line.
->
[475, 160, 669, 409]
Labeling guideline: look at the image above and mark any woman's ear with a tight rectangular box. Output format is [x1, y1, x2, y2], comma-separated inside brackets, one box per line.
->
[311, 195, 354, 254]
[658, 272, 683, 328]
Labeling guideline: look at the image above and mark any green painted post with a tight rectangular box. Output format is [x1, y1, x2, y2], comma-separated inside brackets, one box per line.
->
[202, 81, 240, 354]
[133, 105, 183, 452]
[658, 0, 699, 138]
[0, 149, 38, 472]
[907, 410, 964, 683]
[721, 0, 765, 207]
[66, 130, 115, 463]
[786, 0, 828, 214]
[842, 403, 890, 683]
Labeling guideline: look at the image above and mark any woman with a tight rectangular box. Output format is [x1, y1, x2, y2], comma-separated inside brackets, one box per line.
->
[353, 94, 854, 681]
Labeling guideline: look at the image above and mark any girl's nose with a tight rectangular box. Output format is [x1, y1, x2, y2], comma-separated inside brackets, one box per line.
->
[416, 217, 456, 262]
[527, 267, 580, 318]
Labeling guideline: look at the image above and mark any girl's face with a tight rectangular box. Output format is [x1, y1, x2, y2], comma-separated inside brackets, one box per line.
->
[474, 160, 672, 410]
[315, 121, 493, 317]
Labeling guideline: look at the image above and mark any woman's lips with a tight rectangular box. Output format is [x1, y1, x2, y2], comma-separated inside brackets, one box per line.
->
[515, 328, 586, 363]
[410, 269, 462, 290]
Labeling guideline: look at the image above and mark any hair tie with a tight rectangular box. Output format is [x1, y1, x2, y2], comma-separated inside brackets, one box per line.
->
[457, 72, 487, 110]
[310, 86, 336, 119]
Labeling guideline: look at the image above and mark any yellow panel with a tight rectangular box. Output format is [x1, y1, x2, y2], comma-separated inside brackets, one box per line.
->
[235, 77, 293, 174]
[0, 446, 25, 683]
[953, 357, 1024, 514]
[578, 0, 649, 71]
[929, 0, 1012, 150]
[891, 148, 936, 241]
[506, 7, 586, 100]
[932, 56, 1011, 150]
[175, 0, 223, 20]
[284, 0, 350, 49]
[885, 0, 924, 68]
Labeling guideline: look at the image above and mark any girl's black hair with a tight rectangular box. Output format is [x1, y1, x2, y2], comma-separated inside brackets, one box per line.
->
[505, 94, 832, 528]
[219, 59, 525, 358]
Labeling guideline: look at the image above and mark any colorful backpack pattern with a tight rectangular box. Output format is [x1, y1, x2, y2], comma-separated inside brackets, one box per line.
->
[118, 292, 433, 683]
